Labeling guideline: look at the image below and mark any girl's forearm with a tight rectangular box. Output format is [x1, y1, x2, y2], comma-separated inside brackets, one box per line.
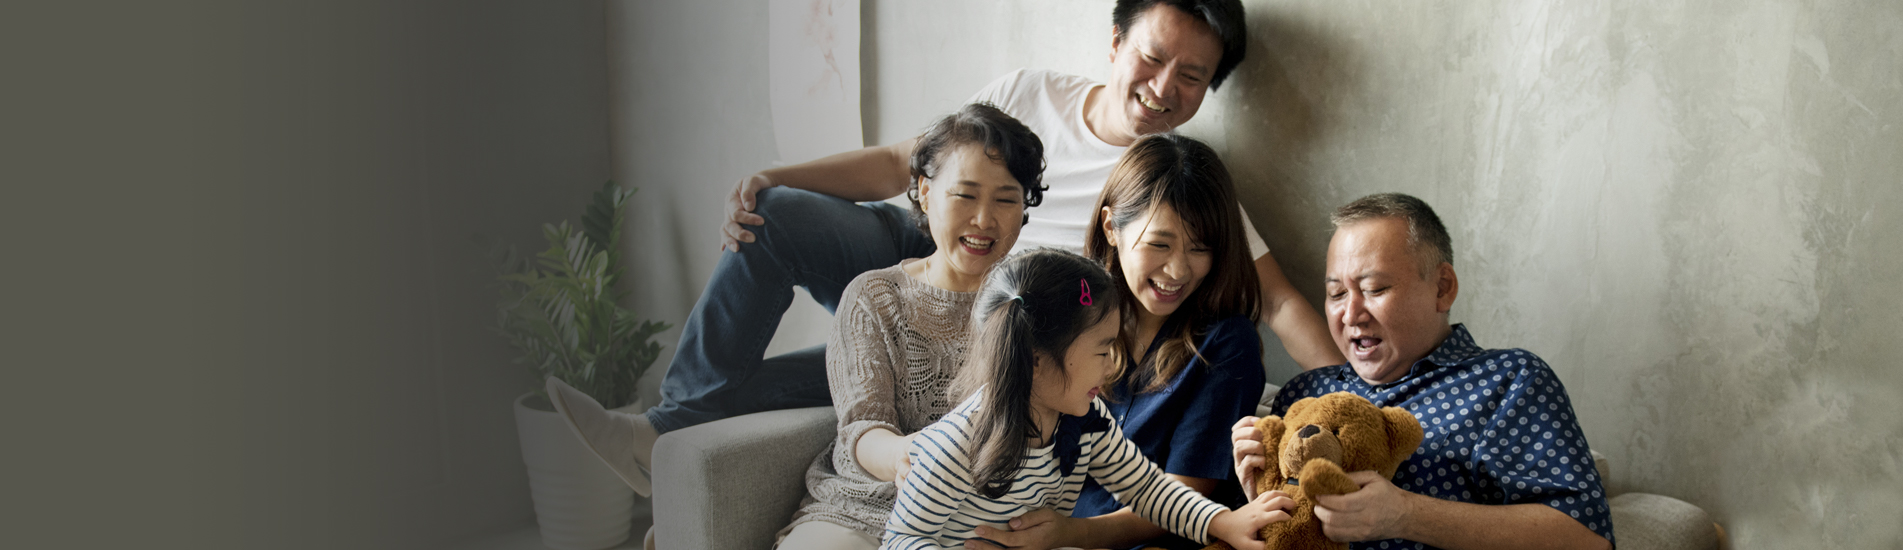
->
[854, 427, 909, 482]
[1072, 474, 1219, 547]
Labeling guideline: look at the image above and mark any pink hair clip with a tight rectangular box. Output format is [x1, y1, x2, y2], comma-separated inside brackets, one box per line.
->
[1079, 279, 1092, 306]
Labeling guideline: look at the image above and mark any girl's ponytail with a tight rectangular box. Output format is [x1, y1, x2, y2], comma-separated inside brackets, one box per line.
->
[954, 248, 1119, 498]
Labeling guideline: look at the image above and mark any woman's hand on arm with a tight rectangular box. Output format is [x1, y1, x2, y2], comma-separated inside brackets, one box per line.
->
[721, 138, 916, 252]
[853, 427, 917, 482]
[1253, 252, 1345, 370]
[966, 508, 1086, 550]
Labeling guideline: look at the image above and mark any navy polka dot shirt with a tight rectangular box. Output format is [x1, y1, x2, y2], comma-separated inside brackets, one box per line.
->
[1266, 324, 1615, 550]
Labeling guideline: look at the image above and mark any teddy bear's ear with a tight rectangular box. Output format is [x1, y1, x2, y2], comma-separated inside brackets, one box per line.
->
[1257, 415, 1287, 486]
[1378, 406, 1424, 479]
[1287, 396, 1316, 417]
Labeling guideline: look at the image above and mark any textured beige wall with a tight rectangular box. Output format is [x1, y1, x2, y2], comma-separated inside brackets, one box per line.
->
[867, 0, 1903, 547]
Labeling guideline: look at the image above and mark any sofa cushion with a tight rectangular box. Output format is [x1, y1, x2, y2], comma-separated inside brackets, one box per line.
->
[1608, 493, 1718, 550]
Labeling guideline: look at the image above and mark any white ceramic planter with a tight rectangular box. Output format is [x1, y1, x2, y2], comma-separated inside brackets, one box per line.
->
[514, 392, 643, 550]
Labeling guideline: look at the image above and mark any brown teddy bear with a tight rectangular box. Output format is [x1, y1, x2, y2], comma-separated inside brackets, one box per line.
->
[1205, 392, 1424, 550]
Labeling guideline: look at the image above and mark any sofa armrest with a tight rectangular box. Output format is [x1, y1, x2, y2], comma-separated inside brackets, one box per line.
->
[651, 406, 838, 550]
[1255, 383, 1281, 418]
[1609, 493, 1718, 550]
[1593, 450, 1720, 550]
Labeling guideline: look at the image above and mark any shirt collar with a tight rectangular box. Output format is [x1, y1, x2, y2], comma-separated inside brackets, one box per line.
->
[1053, 406, 1112, 476]
[1422, 323, 1484, 366]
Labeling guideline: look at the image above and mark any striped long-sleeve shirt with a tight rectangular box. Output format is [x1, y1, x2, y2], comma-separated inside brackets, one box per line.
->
[882, 391, 1230, 550]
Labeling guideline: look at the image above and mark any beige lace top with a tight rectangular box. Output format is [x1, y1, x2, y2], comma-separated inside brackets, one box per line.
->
[779, 260, 976, 540]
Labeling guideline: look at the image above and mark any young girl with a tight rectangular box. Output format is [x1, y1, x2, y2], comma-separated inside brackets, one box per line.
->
[773, 103, 1046, 549]
[883, 249, 1286, 550]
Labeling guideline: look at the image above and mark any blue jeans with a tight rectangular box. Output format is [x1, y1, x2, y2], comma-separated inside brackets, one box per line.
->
[646, 187, 936, 434]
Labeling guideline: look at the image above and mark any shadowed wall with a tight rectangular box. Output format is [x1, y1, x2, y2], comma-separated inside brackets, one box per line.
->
[7, 1, 610, 548]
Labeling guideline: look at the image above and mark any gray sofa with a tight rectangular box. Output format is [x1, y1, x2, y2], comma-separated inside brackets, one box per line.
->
[651, 406, 839, 550]
[651, 400, 1721, 550]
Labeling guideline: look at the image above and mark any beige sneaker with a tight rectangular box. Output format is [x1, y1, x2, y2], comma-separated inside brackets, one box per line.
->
[545, 377, 653, 497]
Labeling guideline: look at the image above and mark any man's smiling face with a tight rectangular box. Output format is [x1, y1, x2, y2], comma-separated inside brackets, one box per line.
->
[1100, 3, 1223, 144]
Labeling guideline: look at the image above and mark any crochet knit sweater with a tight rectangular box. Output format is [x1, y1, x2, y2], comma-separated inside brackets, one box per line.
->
[778, 260, 976, 539]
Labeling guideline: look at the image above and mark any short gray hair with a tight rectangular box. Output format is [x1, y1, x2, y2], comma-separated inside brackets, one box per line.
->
[1330, 193, 1452, 278]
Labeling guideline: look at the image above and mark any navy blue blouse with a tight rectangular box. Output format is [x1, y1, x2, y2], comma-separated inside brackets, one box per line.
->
[1072, 315, 1264, 548]
[1268, 324, 1615, 550]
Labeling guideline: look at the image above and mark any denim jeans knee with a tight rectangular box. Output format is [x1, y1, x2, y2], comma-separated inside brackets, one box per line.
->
[646, 187, 932, 433]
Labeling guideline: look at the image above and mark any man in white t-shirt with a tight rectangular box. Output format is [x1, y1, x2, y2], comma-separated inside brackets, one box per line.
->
[559, 0, 1339, 510]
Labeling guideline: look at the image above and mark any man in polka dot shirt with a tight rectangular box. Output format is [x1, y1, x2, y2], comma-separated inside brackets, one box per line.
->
[1230, 193, 1614, 550]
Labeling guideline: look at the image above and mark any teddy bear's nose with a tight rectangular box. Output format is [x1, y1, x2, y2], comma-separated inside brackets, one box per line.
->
[1298, 425, 1321, 439]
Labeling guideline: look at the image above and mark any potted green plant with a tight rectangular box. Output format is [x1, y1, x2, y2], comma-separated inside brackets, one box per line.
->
[493, 180, 669, 550]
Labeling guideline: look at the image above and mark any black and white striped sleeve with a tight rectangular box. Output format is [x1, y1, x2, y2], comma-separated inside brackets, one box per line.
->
[882, 420, 974, 550]
[1082, 399, 1228, 545]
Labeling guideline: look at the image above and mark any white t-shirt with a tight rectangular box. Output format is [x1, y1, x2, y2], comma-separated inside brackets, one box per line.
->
[965, 68, 1269, 258]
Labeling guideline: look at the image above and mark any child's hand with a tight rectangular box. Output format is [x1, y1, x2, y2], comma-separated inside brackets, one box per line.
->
[1207, 490, 1297, 550]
